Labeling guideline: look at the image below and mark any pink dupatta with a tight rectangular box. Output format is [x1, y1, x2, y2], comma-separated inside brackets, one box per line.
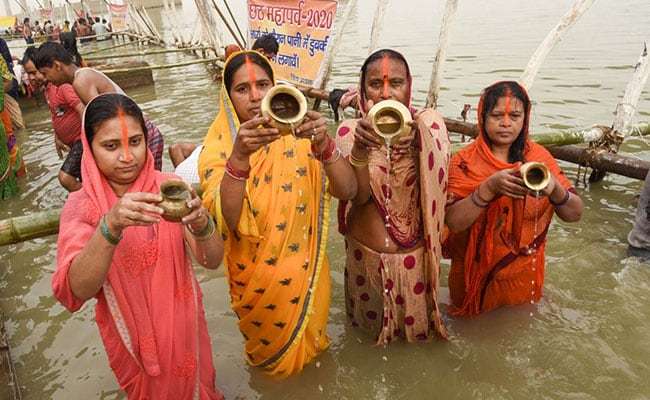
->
[53, 94, 222, 399]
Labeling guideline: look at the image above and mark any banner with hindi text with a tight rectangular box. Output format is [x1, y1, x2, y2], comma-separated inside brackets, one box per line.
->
[247, 0, 338, 86]
[109, 4, 129, 32]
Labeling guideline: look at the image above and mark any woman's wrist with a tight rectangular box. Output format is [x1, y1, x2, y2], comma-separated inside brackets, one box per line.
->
[477, 181, 495, 202]
[225, 155, 250, 181]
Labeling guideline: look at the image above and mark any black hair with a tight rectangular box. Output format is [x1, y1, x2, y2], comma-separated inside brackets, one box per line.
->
[23, 18, 29, 24]
[252, 34, 279, 56]
[95, 17, 100, 23]
[480, 81, 531, 163]
[64, 20, 69, 25]
[21, 46, 38, 65]
[84, 94, 148, 145]
[223, 51, 274, 94]
[34, 42, 74, 69]
[102, 19, 107, 24]
[359, 49, 410, 104]
[60, 31, 82, 66]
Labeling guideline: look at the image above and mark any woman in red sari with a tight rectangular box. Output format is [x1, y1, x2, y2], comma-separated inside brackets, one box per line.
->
[445, 81, 583, 316]
[53, 93, 224, 399]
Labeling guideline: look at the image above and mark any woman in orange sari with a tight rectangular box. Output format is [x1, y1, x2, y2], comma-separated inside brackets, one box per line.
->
[445, 81, 583, 316]
[199, 51, 356, 377]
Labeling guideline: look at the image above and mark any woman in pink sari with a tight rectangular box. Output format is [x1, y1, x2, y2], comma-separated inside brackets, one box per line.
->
[52, 93, 224, 399]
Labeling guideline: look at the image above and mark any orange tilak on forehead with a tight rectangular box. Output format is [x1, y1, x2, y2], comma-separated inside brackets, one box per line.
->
[117, 109, 133, 161]
[381, 53, 390, 98]
[503, 89, 512, 124]
[244, 55, 259, 98]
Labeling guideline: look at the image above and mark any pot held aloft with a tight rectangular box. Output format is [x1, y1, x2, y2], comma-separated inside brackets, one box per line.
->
[159, 180, 192, 222]
[261, 85, 308, 136]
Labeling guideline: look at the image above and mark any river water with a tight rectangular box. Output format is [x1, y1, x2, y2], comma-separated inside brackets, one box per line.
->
[1, 0, 649, 398]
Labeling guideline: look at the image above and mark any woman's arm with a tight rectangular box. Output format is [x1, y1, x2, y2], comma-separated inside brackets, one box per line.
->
[221, 116, 280, 232]
[545, 177, 583, 222]
[68, 192, 163, 301]
[295, 111, 357, 200]
[183, 189, 224, 269]
[446, 167, 528, 232]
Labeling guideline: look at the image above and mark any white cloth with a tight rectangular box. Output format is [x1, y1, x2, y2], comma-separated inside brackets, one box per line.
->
[92, 22, 109, 40]
[174, 145, 202, 185]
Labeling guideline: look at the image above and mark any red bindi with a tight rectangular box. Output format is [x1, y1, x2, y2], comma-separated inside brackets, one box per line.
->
[245, 55, 259, 99]
[117, 109, 132, 162]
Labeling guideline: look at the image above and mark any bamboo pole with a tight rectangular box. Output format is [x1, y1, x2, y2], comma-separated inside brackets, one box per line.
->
[425, 0, 459, 109]
[99, 58, 222, 74]
[312, 0, 357, 109]
[210, 0, 244, 49]
[84, 47, 212, 61]
[221, 0, 246, 47]
[368, 0, 389, 54]
[0, 209, 60, 246]
[1, 314, 21, 400]
[81, 39, 149, 56]
[614, 43, 650, 136]
[519, 0, 596, 90]
[193, 0, 224, 55]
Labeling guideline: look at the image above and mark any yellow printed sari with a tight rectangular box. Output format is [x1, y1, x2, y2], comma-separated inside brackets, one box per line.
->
[198, 51, 331, 377]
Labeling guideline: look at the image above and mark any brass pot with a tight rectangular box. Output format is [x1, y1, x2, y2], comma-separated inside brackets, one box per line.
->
[520, 162, 550, 192]
[159, 180, 192, 222]
[261, 85, 308, 136]
[366, 99, 412, 145]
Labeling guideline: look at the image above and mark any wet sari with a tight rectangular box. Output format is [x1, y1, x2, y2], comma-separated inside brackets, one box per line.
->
[336, 50, 449, 342]
[445, 81, 574, 316]
[53, 94, 223, 399]
[198, 51, 331, 377]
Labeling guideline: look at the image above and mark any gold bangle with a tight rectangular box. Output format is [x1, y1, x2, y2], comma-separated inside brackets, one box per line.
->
[349, 152, 369, 167]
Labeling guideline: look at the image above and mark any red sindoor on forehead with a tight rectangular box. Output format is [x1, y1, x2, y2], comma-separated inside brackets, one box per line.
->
[381, 53, 390, 98]
[245, 55, 259, 99]
[503, 88, 512, 125]
[117, 109, 133, 162]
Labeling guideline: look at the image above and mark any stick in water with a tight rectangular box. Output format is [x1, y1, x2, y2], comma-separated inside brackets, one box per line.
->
[425, 0, 459, 109]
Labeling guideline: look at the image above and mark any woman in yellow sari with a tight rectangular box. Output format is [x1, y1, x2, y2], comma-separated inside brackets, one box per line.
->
[199, 51, 356, 377]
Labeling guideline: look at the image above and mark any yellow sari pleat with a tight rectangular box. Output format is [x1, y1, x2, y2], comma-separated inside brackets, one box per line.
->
[198, 51, 331, 377]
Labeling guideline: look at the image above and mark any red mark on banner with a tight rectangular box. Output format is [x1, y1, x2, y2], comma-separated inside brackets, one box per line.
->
[117, 109, 132, 162]
[382, 53, 390, 98]
[245, 55, 259, 99]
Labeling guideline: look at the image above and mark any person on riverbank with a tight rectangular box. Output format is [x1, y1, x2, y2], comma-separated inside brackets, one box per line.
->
[53, 93, 224, 399]
[23, 47, 83, 191]
[627, 170, 650, 259]
[199, 50, 356, 377]
[335, 49, 449, 344]
[22, 18, 34, 44]
[33, 42, 164, 170]
[444, 81, 583, 316]
[0, 58, 22, 199]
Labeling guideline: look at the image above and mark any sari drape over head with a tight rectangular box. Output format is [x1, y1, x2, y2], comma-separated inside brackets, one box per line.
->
[53, 94, 222, 399]
[0, 58, 22, 199]
[336, 50, 449, 341]
[445, 81, 573, 316]
[198, 51, 331, 377]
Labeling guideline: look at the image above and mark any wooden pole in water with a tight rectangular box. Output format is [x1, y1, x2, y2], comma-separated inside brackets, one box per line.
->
[312, 0, 357, 109]
[84, 47, 212, 61]
[99, 58, 222, 74]
[368, 0, 389, 54]
[0, 314, 21, 400]
[209, 0, 244, 49]
[81, 39, 149, 56]
[221, 0, 246, 47]
[614, 43, 650, 136]
[0, 209, 60, 246]
[425, 0, 459, 109]
[519, 0, 596, 90]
